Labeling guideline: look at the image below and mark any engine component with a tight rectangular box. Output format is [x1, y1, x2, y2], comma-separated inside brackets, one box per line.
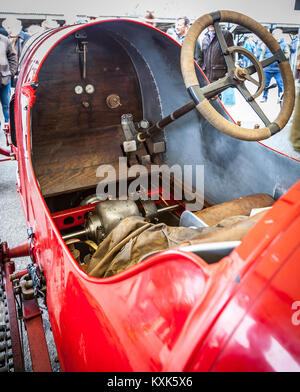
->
[62, 200, 181, 243]
[95, 200, 141, 234]
[85, 240, 98, 251]
[65, 239, 81, 262]
[85, 212, 105, 243]
[140, 200, 158, 221]
[80, 194, 101, 206]
[62, 200, 142, 242]
[65, 238, 96, 266]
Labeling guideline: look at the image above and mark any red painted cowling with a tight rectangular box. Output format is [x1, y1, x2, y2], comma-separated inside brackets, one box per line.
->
[167, 182, 300, 371]
[12, 18, 300, 371]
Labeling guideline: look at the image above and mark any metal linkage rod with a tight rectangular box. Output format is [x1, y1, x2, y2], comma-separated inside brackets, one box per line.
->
[156, 204, 181, 214]
[138, 100, 195, 140]
[62, 229, 87, 241]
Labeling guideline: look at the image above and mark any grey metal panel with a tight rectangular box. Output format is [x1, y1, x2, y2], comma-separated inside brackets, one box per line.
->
[179, 241, 241, 264]
[99, 21, 300, 204]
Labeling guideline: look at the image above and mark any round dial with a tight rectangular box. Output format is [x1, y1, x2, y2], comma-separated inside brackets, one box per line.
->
[85, 84, 95, 94]
[74, 85, 83, 95]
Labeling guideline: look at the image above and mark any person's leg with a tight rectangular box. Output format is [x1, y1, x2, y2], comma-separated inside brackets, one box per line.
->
[274, 71, 284, 97]
[0, 80, 11, 125]
[262, 72, 272, 101]
[0, 86, 3, 127]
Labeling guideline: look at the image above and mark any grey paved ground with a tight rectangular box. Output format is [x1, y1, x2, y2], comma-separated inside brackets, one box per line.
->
[0, 80, 299, 372]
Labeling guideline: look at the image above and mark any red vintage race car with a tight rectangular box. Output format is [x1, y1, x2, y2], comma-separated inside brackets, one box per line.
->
[0, 10, 300, 372]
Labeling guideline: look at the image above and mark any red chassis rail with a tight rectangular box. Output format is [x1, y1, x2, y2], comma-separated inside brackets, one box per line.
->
[0, 241, 52, 372]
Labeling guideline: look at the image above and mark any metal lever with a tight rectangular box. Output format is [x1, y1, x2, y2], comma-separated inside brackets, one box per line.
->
[121, 114, 138, 153]
[75, 32, 88, 80]
[81, 41, 88, 79]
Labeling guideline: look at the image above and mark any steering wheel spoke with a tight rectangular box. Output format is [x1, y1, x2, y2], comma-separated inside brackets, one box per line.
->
[237, 83, 271, 126]
[243, 73, 260, 87]
[200, 75, 233, 99]
[246, 55, 277, 75]
[214, 22, 235, 70]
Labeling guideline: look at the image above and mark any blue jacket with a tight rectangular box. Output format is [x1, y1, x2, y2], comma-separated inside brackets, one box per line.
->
[261, 38, 289, 73]
[243, 37, 256, 67]
[15, 30, 31, 59]
[0, 27, 8, 37]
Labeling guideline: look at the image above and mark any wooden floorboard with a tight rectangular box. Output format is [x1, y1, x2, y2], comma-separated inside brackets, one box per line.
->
[33, 125, 126, 196]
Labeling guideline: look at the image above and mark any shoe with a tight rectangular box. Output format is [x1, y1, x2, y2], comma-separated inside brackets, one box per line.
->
[260, 98, 267, 103]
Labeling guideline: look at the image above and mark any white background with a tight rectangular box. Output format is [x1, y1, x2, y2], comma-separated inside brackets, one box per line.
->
[2, 0, 300, 24]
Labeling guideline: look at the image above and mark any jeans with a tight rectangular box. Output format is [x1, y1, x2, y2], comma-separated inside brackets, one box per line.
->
[263, 71, 283, 100]
[0, 80, 11, 125]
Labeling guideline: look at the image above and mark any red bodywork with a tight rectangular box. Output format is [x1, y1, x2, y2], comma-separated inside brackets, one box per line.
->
[6, 21, 300, 371]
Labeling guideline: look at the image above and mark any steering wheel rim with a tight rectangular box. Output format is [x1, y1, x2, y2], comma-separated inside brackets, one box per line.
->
[181, 10, 295, 141]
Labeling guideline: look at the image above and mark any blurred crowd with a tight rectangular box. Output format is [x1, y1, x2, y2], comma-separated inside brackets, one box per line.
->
[143, 12, 299, 104]
[0, 15, 92, 129]
[0, 12, 299, 129]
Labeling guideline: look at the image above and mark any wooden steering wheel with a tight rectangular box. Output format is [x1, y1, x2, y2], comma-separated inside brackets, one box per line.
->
[181, 10, 295, 141]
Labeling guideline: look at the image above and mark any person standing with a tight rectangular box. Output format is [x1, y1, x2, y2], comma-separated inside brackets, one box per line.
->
[2, 18, 30, 89]
[143, 11, 157, 28]
[168, 17, 190, 45]
[0, 26, 8, 37]
[2, 18, 30, 63]
[260, 28, 290, 103]
[242, 34, 257, 68]
[199, 24, 234, 83]
[289, 35, 298, 77]
[41, 17, 60, 30]
[0, 33, 17, 128]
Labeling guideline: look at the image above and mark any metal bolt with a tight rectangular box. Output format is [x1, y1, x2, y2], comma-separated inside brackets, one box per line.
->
[82, 101, 90, 108]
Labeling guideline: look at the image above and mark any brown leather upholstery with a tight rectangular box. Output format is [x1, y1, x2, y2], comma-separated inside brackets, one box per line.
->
[194, 193, 274, 226]
[178, 210, 267, 247]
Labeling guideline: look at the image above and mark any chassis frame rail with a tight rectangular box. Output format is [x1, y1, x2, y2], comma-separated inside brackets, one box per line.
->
[0, 241, 52, 372]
